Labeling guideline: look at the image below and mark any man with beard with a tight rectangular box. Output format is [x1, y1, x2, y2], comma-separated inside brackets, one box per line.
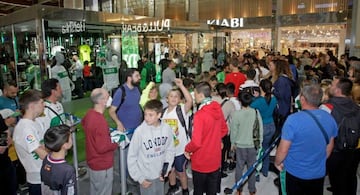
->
[0, 81, 19, 111]
[0, 81, 27, 192]
[109, 68, 143, 194]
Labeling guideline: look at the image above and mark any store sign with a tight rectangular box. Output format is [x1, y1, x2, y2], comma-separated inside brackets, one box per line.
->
[121, 19, 170, 33]
[61, 21, 86, 34]
[207, 18, 244, 28]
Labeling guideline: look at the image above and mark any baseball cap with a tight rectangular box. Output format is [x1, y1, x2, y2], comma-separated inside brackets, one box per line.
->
[0, 109, 21, 118]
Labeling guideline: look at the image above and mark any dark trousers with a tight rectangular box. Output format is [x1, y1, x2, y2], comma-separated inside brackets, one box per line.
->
[327, 149, 360, 195]
[285, 172, 324, 195]
[192, 169, 220, 195]
[0, 157, 17, 195]
[28, 183, 41, 195]
[221, 135, 231, 171]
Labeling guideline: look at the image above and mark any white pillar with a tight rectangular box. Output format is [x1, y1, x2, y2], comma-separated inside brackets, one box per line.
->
[350, 0, 360, 57]
[64, 0, 85, 10]
[189, 0, 199, 21]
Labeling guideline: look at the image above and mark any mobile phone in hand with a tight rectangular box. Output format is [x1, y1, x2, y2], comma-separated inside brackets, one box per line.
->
[0, 132, 8, 146]
[161, 162, 169, 178]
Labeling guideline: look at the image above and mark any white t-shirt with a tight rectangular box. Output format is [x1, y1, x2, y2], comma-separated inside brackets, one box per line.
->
[13, 118, 45, 184]
[162, 104, 189, 156]
[36, 101, 65, 134]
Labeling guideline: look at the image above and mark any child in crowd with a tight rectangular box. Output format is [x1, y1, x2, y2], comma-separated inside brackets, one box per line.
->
[41, 125, 76, 195]
[226, 83, 241, 110]
[162, 78, 193, 195]
[127, 99, 175, 195]
[230, 91, 263, 195]
[140, 82, 159, 108]
[13, 90, 48, 195]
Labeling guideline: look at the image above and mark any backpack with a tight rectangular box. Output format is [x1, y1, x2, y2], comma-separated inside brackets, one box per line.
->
[335, 111, 360, 150]
[111, 85, 126, 113]
[162, 105, 193, 139]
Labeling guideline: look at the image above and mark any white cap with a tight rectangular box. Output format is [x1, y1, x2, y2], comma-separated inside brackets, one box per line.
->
[0, 109, 20, 119]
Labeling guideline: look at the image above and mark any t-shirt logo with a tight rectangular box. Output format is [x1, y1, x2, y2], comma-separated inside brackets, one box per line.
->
[26, 135, 35, 144]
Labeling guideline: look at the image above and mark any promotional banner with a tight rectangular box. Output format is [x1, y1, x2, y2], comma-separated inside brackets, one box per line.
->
[155, 43, 161, 82]
[122, 31, 140, 68]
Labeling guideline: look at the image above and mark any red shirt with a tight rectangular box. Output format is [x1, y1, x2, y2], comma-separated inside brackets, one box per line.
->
[82, 109, 118, 170]
[185, 101, 228, 173]
[224, 72, 246, 97]
[83, 65, 91, 77]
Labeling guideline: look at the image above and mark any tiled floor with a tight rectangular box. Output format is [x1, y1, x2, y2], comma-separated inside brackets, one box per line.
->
[77, 160, 360, 195]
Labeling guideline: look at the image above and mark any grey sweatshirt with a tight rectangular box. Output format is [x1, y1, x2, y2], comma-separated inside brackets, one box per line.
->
[127, 121, 175, 183]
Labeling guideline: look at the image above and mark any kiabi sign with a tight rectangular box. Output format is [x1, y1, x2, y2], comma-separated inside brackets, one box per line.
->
[61, 21, 86, 34]
[122, 19, 170, 33]
[207, 18, 244, 28]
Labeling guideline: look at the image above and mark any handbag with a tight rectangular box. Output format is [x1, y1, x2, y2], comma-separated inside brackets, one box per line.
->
[253, 109, 261, 150]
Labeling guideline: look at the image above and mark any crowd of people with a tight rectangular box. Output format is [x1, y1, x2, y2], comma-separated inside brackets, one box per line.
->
[0, 47, 359, 195]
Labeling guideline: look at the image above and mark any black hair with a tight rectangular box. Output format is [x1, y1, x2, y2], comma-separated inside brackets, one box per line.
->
[195, 82, 211, 98]
[183, 78, 194, 89]
[238, 91, 253, 107]
[259, 79, 273, 104]
[144, 99, 163, 114]
[44, 124, 71, 152]
[41, 78, 59, 98]
[246, 69, 256, 80]
[215, 83, 227, 99]
[225, 82, 235, 95]
[125, 68, 139, 79]
[336, 78, 353, 96]
[209, 75, 218, 82]
[210, 67, 217, 72]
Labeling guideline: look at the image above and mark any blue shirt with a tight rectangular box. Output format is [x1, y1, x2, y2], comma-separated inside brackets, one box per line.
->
[0, 96, 19, 111]
[282, 109, 338, 179]
[111, 84, 142, 130]
[251, 96, 277, 124]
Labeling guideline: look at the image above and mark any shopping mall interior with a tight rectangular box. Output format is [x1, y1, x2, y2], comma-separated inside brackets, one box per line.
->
[0, 0, 359, 195]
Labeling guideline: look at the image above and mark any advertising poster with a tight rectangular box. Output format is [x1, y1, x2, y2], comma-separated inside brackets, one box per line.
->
[122, 31, 140, 68]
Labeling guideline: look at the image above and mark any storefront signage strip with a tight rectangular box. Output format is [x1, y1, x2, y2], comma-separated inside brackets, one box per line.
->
[207, 18, 244, 28]
[122, 19, 170, 33]
[62, 21, 86, 34]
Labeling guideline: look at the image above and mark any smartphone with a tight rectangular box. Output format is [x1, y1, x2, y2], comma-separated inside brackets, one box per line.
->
[0, 132, 8, 146]
[161, 162, 169, 178]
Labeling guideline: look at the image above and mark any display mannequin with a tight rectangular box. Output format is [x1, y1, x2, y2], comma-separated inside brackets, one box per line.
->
[51, 52, 72, 102]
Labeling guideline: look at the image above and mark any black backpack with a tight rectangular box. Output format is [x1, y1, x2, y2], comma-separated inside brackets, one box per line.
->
[111, 85, 126, 113]
[334, 111, 360, 150]
[162, 105, 193, 139]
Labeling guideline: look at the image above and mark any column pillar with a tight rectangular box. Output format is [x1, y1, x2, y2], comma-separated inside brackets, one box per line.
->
[154, 0, 165, 18]
[64, 0, 84, 10]
[350, 0, 360, 57]
[189, 0, 199, 21]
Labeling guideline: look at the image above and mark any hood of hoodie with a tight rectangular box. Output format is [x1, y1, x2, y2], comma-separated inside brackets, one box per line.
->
[199, 101, 224, 120]
[329, 96, 360, 115]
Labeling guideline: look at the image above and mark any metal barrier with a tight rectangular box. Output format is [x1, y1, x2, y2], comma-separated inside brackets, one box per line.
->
[224, 136, 280, 194]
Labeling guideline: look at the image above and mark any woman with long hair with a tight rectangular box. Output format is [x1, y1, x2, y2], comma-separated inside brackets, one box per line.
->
[269, 59, 295, 132]
[251, 79, 278, 177]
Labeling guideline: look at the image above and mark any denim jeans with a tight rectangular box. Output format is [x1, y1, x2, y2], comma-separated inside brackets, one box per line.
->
[261, 122, 276, 176]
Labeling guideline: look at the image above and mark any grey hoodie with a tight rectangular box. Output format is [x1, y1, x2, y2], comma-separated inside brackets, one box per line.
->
[127, 121, 175, 183]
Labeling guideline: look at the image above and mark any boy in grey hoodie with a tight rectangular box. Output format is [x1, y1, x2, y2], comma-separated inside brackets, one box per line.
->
[127, 99, 175, 195]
